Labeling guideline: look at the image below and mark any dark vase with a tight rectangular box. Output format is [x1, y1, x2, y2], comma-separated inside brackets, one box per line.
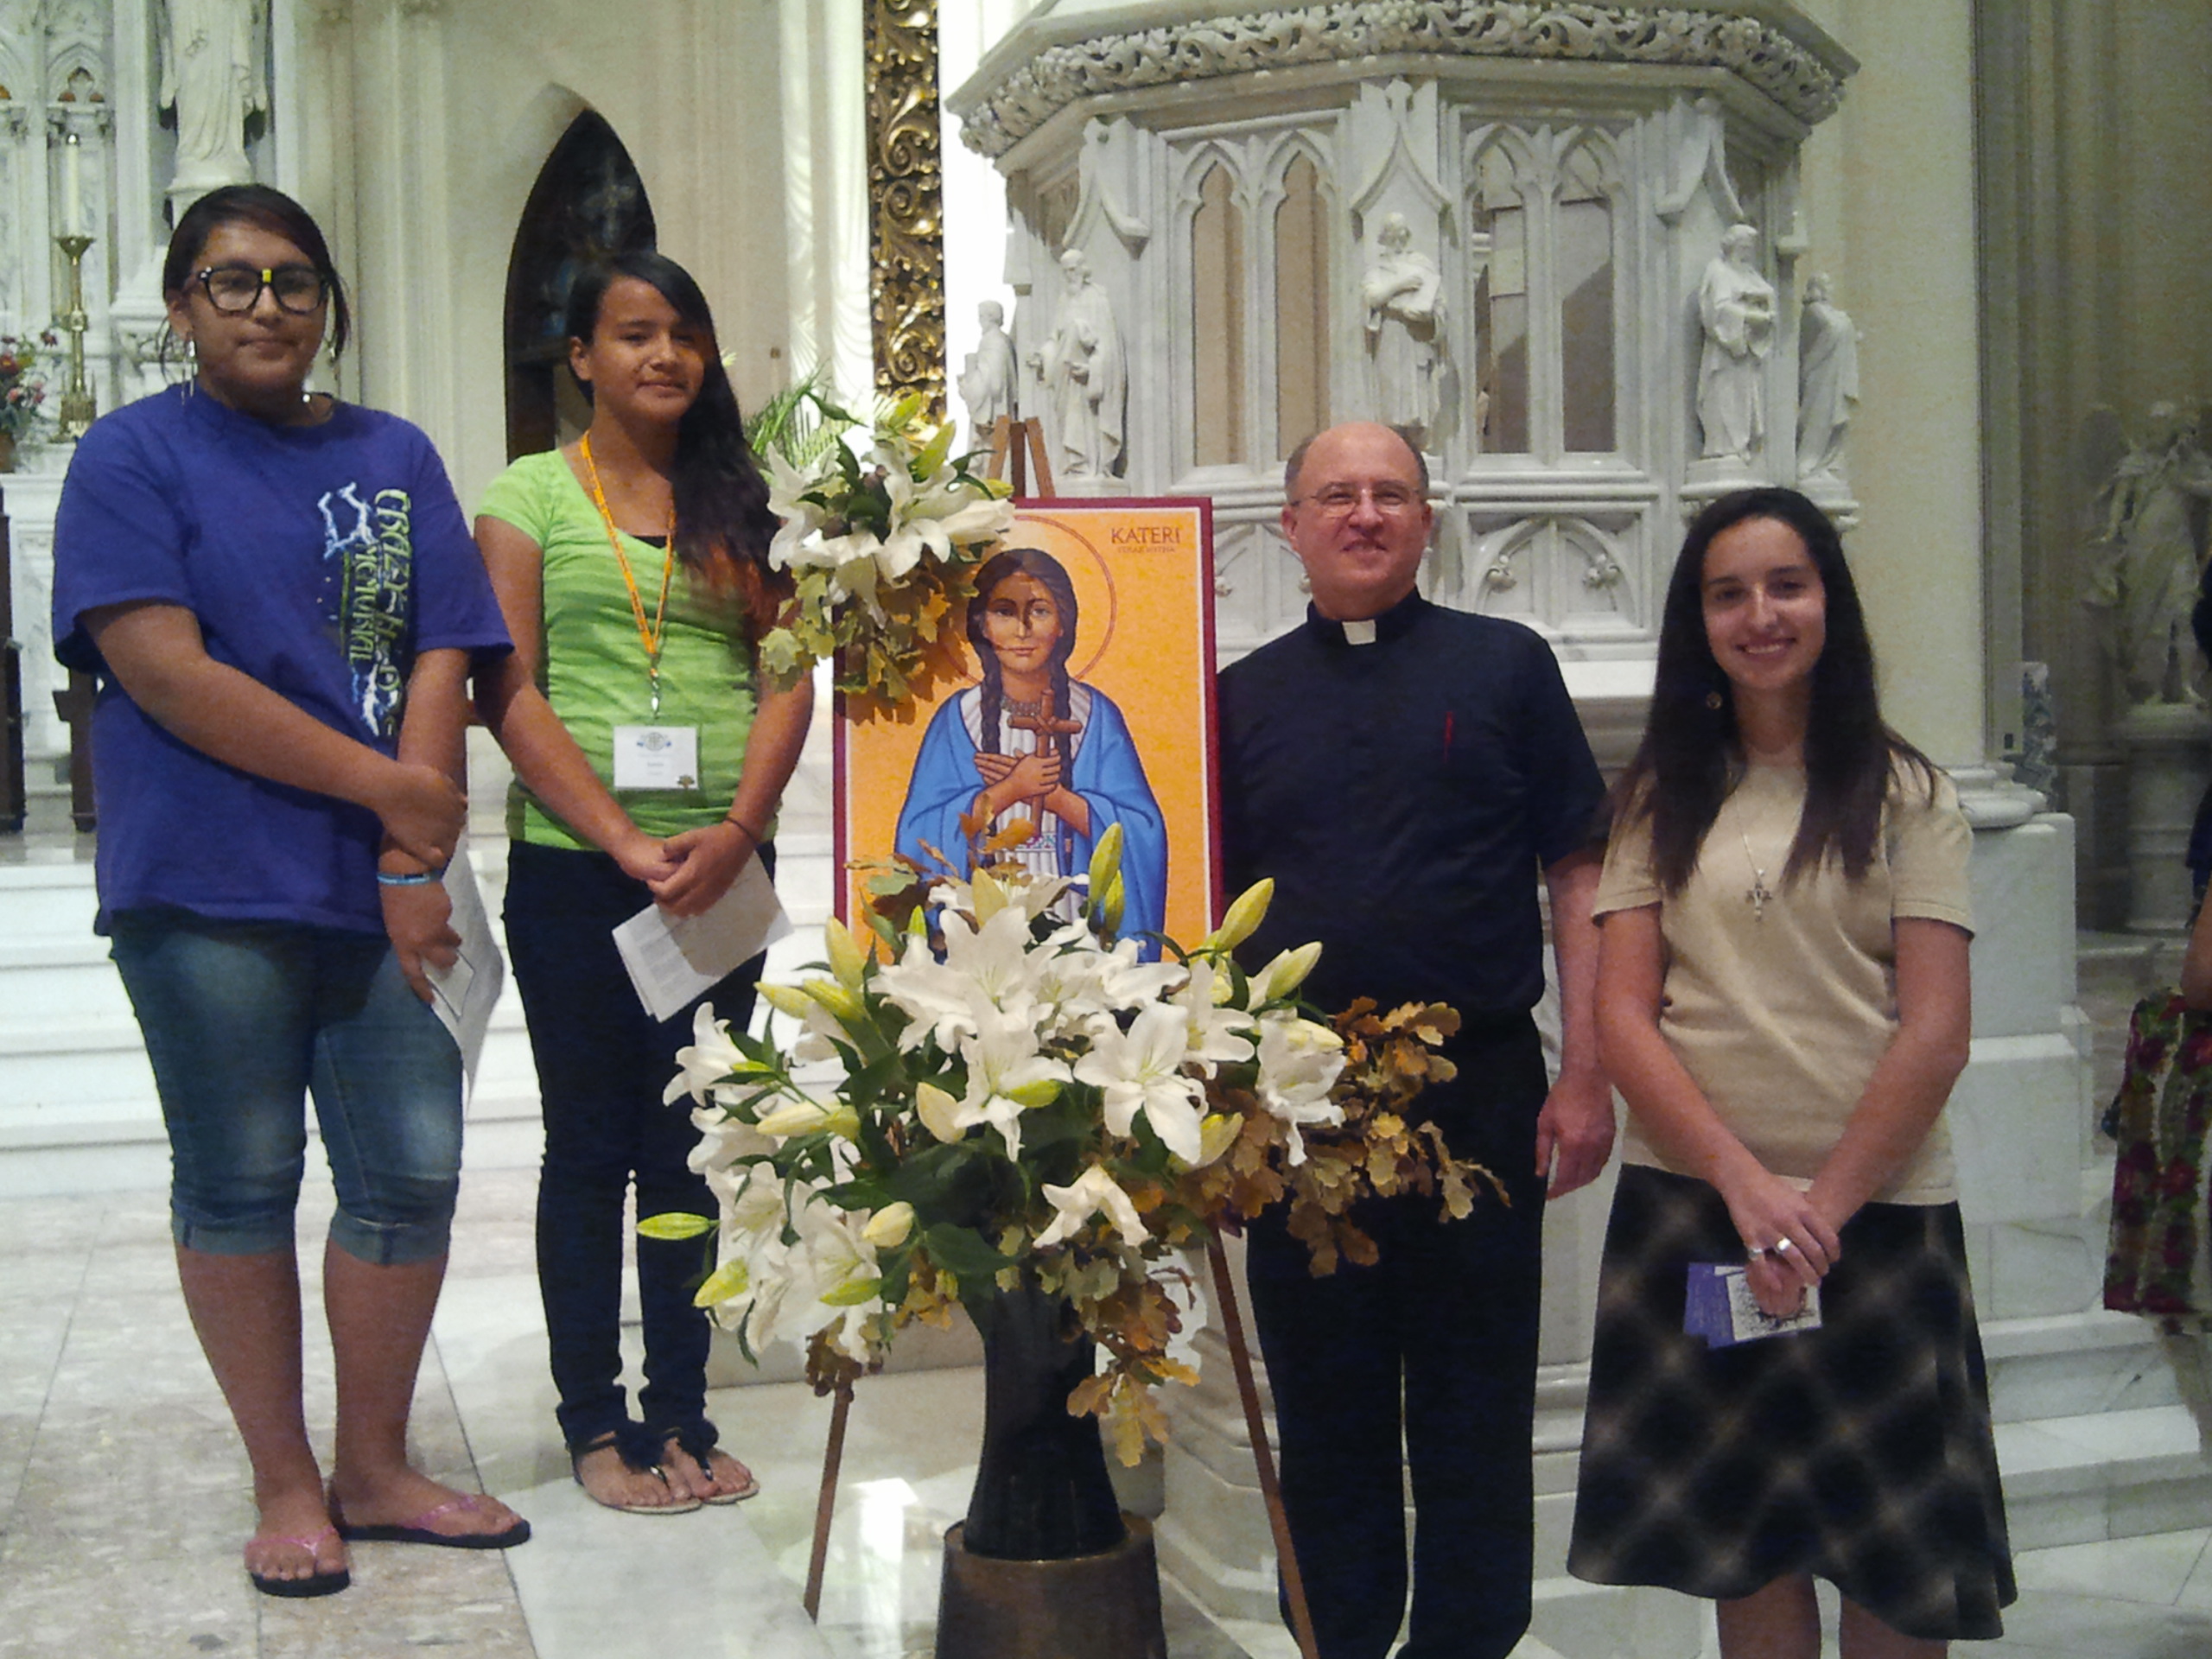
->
[961, 1279, 1128, 1560]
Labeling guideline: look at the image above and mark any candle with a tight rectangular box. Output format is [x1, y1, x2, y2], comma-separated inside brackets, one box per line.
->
[62, 132, 83, 238]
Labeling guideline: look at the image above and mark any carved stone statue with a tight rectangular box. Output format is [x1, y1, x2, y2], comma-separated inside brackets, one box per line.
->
[2084, 402, 2212, 707]
[1360, 212, 1446, 451]
[1696, 223, 1777, 464]
[1796, 272, 1859, 487]
[957, 300, 1020, 453]
[160, 0, 268, 196]
[1030, 251, 1125, 480]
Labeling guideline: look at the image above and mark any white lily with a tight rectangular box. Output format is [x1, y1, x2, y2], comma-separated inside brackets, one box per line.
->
[876, 904, 1043, 1051]
[952, 1006, 1073, 1161]
[764, 451, 836, 573]
[1173, 958, 1257, 1076]
[1254, 1013, 1347, 1165]
[1074, 1002, 1207, 1162]
[664, 1002, 752, 1107]
[1037, 1165, 1150, 1249]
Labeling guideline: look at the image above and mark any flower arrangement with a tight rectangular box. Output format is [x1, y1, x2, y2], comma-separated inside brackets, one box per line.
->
[750, 377, 1015, 719]
[655, 827, 1496, 1463]
[0, 332, 55, 444]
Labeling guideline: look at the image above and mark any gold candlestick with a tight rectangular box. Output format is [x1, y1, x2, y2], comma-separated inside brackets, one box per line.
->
[54, 232, 97, 440]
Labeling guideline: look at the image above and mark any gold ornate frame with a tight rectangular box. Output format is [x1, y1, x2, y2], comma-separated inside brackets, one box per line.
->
[864, 1, 945, 415]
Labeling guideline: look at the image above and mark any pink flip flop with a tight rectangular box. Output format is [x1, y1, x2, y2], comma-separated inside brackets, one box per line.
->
[332, 1491, 531, 1550]
[246, 1523, 350, 1598]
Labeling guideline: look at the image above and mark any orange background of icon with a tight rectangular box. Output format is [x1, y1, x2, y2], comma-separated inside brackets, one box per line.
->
[836, 499, 1220, 945]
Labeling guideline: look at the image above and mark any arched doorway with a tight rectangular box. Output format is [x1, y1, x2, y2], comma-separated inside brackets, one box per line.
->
[501, 111, 657, 460]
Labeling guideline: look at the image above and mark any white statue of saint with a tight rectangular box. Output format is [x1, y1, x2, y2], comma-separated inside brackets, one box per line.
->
[160, 0, 269, 194]
[1696, 223, 1777, 464]
[2084, 403, 2212, 707]
[1796, 272, 1859, 487]
[1360, 213, 1446, 452]
[1029, 251, 1125, 480]
[957, 300, 1020, 453]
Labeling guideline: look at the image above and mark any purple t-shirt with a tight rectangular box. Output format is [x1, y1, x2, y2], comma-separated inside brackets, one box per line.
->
[53, 385, 511, 934]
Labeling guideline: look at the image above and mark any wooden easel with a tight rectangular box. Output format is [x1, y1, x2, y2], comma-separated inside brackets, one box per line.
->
[986, 415, 1056, 499]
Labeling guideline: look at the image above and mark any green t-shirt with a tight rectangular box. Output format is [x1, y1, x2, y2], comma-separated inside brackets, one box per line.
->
[478, 450, 760, 850]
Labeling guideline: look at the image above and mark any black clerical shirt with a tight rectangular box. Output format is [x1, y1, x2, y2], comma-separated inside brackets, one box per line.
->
[1217, 592, 1605, 1021]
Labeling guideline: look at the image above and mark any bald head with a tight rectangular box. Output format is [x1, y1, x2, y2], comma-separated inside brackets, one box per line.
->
[1280, 423, 1436, 621]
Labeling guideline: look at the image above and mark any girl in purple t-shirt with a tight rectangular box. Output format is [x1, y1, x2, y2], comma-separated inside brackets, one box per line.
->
[52, 186, 525, 1597]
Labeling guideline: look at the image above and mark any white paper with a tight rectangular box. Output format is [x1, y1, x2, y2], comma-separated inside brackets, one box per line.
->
[423, 836, 505, 1096]
[613, 855, 791, 1023]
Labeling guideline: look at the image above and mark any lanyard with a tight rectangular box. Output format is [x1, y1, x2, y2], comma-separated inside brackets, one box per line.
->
[580, 432, 677, 715]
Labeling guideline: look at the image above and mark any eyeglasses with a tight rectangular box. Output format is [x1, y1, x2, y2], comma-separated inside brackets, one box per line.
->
[1289, 483, 1426, 517]
[194, 264, 327, 315]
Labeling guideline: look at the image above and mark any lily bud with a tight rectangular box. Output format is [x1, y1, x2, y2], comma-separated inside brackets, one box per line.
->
[1086, 822, 1125, 907]
[823, 918, 869, 989]
[758, 982, 813, 1019]
[800, 977, 867, 1026]
[1006, 1077, 1064, 1109]
[1207, 878, 1274, 952]
[916, 1081, 969, 1142]
[1100, 872, 1126, 936]
[1253, 941, 1323, 1003]
[756, 1099, 836, 1137]
[862, 1201, 916, 1248]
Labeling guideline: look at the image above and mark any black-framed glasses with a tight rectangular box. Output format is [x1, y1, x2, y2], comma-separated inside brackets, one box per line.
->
[194, 264, 327, 316]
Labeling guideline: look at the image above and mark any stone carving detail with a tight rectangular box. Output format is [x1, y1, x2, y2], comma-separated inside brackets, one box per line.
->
[957, 3, 1847, 159]
[956, 298, 1019, 451]
[1029, 249, 1125, 480]
[1359, 212, 1446, 451]
[158, 0, 268, 198]
[1796, 270, 1858, 489]
[2082, 403, 2212, 708]
[1695, 222, 1776, 464]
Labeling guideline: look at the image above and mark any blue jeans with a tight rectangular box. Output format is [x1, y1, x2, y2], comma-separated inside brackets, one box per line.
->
[503, 842, 767, 1454]
[110, 912, 463, 1266]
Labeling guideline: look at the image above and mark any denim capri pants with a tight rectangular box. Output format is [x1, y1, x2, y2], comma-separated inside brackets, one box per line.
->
[110, 912, 464, 1265]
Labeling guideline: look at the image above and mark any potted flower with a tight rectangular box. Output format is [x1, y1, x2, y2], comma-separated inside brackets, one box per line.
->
[0, 332, 56, 472]
[654, 829, 1494, 1564]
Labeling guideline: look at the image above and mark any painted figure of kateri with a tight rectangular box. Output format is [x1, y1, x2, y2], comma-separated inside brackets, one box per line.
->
[896, 547, 1166, 950]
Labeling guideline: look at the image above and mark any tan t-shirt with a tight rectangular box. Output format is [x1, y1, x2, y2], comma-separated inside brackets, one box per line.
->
[1592, 760, 1974, 1205]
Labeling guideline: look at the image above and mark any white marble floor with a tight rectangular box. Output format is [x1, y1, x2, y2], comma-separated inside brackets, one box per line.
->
[3, 1167, 2209, 1658]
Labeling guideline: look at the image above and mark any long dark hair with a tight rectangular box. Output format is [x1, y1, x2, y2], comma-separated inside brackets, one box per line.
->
[1614, 486, 1935, 893]
[565, 251, 781, 631]
[968, 547, 1080, 774]
[162, 184, 352, 359]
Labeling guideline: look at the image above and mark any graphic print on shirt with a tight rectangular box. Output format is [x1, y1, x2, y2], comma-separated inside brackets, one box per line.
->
[317, 481, 413, 739]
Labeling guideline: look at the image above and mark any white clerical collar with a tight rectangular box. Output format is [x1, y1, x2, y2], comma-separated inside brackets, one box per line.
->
[1342, 620, 1378, 645]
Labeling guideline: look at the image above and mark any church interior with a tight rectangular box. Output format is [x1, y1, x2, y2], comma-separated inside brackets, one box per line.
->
[3, 2, 2212, 1654]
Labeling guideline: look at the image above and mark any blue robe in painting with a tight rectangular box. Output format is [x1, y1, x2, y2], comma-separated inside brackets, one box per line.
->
[895, 683, 1168, 954]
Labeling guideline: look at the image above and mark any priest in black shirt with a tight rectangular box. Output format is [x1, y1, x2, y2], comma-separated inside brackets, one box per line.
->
[1218, 421, 1614, 1659]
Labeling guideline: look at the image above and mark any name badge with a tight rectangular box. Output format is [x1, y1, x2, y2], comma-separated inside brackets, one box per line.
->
[613, 725, 701, 791]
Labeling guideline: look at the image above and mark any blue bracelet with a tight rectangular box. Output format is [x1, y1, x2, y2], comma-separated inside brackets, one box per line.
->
[377, 867, 446, 887]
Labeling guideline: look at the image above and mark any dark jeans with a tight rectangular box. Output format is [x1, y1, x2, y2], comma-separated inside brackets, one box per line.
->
[504, 840, 768, 1453]
[1244, 1016, 1551, 1659]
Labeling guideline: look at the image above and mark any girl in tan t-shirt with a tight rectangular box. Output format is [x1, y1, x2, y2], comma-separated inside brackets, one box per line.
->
[1567, 487, 2012, 1656]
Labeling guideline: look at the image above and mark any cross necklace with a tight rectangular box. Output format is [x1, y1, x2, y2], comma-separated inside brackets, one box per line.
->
[1739, 831, 1776, 922]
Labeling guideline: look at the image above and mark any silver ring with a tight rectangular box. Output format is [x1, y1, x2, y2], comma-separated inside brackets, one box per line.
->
[1773, 1236, 1796, 1255]
[1745, 1244, 1768, 1259]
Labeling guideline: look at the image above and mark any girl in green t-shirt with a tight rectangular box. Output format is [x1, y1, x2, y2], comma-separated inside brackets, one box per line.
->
[475, 252, 810, 1514]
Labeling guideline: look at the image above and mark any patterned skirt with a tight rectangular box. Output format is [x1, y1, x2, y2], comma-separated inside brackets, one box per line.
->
[1567, 1166, 2016, 1642]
